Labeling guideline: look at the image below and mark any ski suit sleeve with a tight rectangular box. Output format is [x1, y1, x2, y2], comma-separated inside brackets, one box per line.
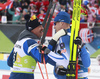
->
[48, 51, 69, 68]
[47, 36, 70, 68]
[7, 48, 14, 67]
[23, 39, 70, 67]
[80, 46, 91, 68]
[23, 39, 49, 63]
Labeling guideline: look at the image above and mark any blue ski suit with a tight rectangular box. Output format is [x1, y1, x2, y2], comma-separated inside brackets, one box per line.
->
[7, 30, 55, 79]
[53, 29, 91, 79]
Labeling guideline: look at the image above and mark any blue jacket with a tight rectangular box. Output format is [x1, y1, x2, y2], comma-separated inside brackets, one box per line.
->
[7, 30, 56, 79]
[53, 29, 91, 79]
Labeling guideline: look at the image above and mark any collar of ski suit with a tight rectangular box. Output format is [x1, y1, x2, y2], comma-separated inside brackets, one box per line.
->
[18, 30, 40, 40]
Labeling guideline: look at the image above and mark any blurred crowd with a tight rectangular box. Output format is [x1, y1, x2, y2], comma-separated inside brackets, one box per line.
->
[0, 0, 100, 26]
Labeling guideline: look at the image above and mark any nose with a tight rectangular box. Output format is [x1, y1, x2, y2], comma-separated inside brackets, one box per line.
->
[41, 25, 44, 30]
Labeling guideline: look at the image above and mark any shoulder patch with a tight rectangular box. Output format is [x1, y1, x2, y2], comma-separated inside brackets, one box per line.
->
[60, 43, 65, 49]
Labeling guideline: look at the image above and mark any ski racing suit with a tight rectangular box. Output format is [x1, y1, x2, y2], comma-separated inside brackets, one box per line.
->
[7, 29, 69, 79]
[51, 29, 91, 79]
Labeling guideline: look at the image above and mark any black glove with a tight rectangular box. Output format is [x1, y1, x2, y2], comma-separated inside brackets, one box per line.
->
[38, 46, 50, 54]
[49, 39, 57, 51]
[55, 66, 67, 75]
[74, 36, 82, 46]
[41, 46, 47, 51]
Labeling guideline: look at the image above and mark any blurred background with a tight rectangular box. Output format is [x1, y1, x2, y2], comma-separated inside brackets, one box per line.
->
[0, 0, 100, 79]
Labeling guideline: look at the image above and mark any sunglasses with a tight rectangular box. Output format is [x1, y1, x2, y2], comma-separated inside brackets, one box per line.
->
[54, 21, 60, 26]
[54, 22, 56, 26]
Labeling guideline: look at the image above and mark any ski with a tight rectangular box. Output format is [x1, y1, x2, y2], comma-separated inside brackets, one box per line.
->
[66, 0, 81, 79]
[42, 0, 53, 28]
[40, 2, 56, 45]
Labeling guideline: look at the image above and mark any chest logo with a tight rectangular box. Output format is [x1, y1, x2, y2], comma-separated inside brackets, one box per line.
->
[60, 43, 65, 49]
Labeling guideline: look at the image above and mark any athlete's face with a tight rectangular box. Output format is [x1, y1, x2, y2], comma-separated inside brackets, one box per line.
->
[31, 25, 44, 38]
[54, 22, 70, 32]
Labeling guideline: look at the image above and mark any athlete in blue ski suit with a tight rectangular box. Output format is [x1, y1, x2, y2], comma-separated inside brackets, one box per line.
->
[51, 11, 91, 79]
[49, 11, 71, 79]
[53, 30, 70, 79]
[7, 15, 69, 79]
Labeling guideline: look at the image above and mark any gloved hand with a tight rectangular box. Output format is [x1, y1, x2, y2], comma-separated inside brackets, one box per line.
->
[38, 46, 51, 54]
[74, 36, 82, 48]
[74, 36, 86, 52]
[49, 29, 67, 51]
[55, 66, 67, 75]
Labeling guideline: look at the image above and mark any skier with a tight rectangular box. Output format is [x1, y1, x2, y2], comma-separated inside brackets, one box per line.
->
[50, 11, 91, 79]
[47, 11, 71, 79]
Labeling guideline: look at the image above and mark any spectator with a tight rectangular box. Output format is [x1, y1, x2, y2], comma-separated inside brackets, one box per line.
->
[41, 0, 49, 7]
[41, 0, 49, 12]
[94, 4, 100, 23]
[39, 4, 46, 13]
[20, 8, 29, 21]
[24, 0, 30, 5]
[1, 0, 99, 25]
[28, 4, 38, 16]
[20, 1, 29, 11]
[84, 1, 97, 28]
[59, 4, 66, 12]
[35, 0, 41, 13]
[13, 0, 20, 11]
[37, 8, 46, 23]
[53, 9, 59, 18]
[68, 7, 73, 22]
[80, 1, 88, 22]
[88, 0, 95, 5]
[29, 0, 35, 5]
[8, 7, 22, 24]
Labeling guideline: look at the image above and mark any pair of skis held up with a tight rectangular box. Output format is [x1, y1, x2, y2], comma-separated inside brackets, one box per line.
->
[38, 0, 81, 79]
[66, 0, 81, 79]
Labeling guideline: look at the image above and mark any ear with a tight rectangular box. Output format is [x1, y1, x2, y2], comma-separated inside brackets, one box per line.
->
[60, 22, 64, 26]
[64, 23, 70, 29]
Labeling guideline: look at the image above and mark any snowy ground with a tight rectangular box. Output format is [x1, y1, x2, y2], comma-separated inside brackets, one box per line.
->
[0, 58, 100, 79]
